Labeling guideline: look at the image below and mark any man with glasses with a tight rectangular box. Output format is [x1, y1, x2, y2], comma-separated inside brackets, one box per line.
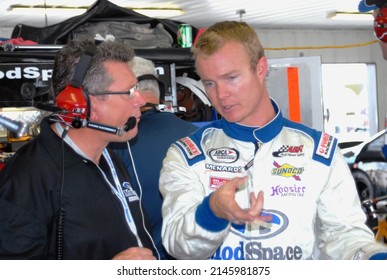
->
[0, 37, 157, 260]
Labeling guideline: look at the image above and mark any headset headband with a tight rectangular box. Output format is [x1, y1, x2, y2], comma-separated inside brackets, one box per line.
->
[70, 45, 97, 88]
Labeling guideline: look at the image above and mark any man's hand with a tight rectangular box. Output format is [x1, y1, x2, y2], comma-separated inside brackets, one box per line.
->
[209, 176, 271, 225]
[112, 247, 156, 260]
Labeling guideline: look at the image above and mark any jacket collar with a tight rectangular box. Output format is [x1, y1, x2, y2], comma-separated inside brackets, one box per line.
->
[221, 99, 283, 143]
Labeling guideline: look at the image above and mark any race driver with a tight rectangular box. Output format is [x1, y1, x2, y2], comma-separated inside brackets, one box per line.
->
[159, 21, 387, 260]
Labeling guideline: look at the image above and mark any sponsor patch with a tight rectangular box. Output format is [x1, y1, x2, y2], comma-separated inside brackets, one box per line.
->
[205, 163, 243, 173]
[176, 137, 201, 159]
[272, 145, 304, 157]
[211, 210, 303, 260]
[211, 241, 303, 260]
[209, 177, 230, 190]
[269, 184, 306, 197]
[316, 133, 334, 159]
[208, 147, 239, 163]
[271, 161, 304, 181]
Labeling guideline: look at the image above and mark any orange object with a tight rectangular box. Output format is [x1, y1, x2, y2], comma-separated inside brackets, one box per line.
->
[287, 67, 301, 122]
[374, 219, 387, 242]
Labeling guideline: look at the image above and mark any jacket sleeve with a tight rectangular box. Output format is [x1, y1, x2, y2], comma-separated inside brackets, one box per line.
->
[317, 149, 387, 259]
[159, 144, 229, 259]
[0, 196, 52, 259]
[0, 161, 57, 259]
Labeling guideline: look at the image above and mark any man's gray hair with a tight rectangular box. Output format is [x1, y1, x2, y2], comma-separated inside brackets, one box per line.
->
[130, 56, 160, 100]
[52, 36, 135, 97]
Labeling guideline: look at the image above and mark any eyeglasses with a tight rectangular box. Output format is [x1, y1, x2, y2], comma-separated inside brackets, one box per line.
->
[88, 83, 139, 97]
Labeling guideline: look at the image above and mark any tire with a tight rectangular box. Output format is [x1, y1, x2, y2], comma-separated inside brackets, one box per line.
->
[352, 169, 378, 231]
[351, 169, 375, 201]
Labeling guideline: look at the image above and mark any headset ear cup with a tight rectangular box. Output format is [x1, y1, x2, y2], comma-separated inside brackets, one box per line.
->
[52, 45, 95, 128]
[55, 85, 89, 128]
[71, 89, 91, 128]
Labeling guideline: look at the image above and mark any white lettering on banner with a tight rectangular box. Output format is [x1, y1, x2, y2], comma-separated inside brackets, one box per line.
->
[0, 66, 53, 81]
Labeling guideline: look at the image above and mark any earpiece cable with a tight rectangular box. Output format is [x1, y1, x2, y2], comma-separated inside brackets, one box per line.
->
[127, 141, 161, 260]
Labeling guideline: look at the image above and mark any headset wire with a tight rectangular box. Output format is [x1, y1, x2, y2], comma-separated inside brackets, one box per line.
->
[126, 141, 161, 260]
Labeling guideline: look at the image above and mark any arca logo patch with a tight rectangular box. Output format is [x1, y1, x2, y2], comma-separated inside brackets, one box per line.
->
[208, 147, 239, 163]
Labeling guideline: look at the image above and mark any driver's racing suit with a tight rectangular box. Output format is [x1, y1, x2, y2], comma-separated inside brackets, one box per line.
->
[159, 100, 387, 260]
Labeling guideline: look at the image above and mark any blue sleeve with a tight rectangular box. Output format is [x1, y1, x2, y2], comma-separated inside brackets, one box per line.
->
[195, 194, 229, 232]
[369, 252, 387, 260]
